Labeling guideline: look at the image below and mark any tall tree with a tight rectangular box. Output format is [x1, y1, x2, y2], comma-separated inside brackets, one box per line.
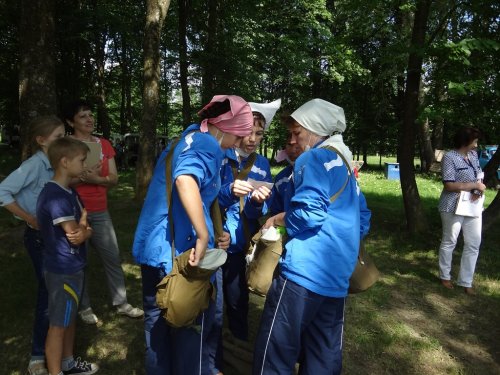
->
[19, 0, 57, 158]
[399, 0, 431, 233]
[178, 0, 191, 127]
[200, 0, 218, 104]
[136, 0, 171, 200]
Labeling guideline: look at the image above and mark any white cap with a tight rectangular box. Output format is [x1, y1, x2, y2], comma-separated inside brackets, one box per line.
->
[291, 98, 346, 136]
[249, 99, 282, 130]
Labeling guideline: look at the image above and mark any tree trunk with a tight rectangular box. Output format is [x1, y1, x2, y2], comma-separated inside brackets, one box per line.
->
[201, 0, 218, 104]
[178, 0, 191, 128]
[399, 0, 431, 233]
[483, 190, 500, 232]
[95, 31, 110, 138]
[418, 117, 434, 172]
[136, 0, 171, 200]
[482, 146, 500, 188]
[19, 0, 57, 159]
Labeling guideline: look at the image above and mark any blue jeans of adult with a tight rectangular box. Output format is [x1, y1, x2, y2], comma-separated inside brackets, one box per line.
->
[253, 275, 346, 375]
[80, 210, 128, 310]
[141, 264, 223, 375]
[23, 226, 49, 359]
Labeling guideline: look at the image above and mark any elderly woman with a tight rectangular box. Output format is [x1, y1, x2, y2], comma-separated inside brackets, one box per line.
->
[133, 95, 253, 375]
[253, 99, 370, 375]
[438, 127, 485, 295]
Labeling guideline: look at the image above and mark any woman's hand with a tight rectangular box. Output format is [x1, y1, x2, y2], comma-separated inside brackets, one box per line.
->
[475, 182, 486, 192]
[231, 179, 254, 197]
[217, 231, 231, 250]
[79, 162, 102, 184]
[189, 236, 208, 266]
[26, 215, 39, 230]
[263, 212, 285, 229]
[251, 186, 272, 203]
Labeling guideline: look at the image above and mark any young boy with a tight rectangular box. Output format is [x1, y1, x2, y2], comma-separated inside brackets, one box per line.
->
[36, 137, 98, 375]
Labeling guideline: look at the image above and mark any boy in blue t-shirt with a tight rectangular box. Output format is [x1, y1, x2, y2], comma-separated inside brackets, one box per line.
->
[36, 137, 98, 375]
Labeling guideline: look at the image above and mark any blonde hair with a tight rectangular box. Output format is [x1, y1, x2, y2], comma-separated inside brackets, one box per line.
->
[29, 115, 65, 153]
[47, 137, 89, 169]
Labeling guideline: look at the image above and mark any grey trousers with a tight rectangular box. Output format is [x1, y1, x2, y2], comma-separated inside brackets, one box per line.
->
[80, 210, 128, 309]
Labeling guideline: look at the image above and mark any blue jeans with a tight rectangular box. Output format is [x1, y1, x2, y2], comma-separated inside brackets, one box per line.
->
[141, 264, 223, 375]
[80, 210, 128, 310]
[253, 276, 346, 375]
[23, 226, 49, 358]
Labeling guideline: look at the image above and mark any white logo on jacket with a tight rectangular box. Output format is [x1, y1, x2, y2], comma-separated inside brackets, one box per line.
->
[251, 165, 268, 178]
[323, 157, 343, 171]
[182, 132, 195, 152]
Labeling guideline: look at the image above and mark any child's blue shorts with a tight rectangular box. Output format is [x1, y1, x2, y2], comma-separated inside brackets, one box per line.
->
[45, 270, 84, 327]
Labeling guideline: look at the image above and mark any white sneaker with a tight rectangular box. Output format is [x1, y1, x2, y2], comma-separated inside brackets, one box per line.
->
[116, 303, 144, 318]
[28, 360, 48, 375]
[78, 307, 99, 325]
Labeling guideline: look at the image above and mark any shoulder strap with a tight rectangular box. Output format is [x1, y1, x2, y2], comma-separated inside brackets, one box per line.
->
[230, 152, 258, 247]
[165, 138, 181, 264]
[324, 146, 352, 203]
[230, 152, 258, 182]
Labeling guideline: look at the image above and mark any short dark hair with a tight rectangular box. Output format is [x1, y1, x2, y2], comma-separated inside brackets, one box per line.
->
[253, 112, 266, 129]
[63, 99, 93, 122]
[453, 127, 481, 149]
[199, 99, 231, 120]
[47, 137, 89, 169]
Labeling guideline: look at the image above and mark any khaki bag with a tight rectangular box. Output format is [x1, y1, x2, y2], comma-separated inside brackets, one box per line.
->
[348, 240, 379, 294]
[155, 137, 225, 327]
[246, 231, 283, 296]
[156, 251, 216, 328]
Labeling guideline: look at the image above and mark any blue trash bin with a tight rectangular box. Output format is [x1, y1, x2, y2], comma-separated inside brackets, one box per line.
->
[384, 162, 400, 180]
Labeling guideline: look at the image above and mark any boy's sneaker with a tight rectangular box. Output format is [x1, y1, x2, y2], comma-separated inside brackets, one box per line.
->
[63, 357, 98, 375]
[27, 360, 48, 375]
[78, 307, 99, 325]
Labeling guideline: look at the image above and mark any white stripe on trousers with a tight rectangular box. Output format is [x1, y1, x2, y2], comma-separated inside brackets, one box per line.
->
[259, 278, 288, 375]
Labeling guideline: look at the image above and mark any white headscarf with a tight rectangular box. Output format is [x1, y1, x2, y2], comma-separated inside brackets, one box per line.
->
[291, 98, 352, 170]
[249, 99, 281, 130]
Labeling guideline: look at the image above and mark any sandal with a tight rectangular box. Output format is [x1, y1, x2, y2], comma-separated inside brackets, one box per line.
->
[116, 303, 144, 318]
[440, 279, 454, 289]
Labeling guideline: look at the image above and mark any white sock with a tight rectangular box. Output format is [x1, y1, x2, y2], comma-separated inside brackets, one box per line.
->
[61, 356, 75, 371]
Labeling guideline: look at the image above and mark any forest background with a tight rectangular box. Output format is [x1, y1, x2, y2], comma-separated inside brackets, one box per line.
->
[0, 0, 499, 233]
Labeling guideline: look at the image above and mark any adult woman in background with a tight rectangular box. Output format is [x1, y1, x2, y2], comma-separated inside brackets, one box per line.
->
[438, 127, 485, 295]
[132, 95, 253, 375]
[64, 100, 143, 323]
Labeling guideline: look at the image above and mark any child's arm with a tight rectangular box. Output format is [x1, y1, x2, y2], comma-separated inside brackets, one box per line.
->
[61, 209, 92, 245]
[3, 202, 39, 229]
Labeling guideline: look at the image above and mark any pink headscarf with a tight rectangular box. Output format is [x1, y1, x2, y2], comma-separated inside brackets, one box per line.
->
[198, 95, 253, 137]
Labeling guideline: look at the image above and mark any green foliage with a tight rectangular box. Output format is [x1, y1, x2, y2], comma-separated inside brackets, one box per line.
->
[0, 0, 498, 154]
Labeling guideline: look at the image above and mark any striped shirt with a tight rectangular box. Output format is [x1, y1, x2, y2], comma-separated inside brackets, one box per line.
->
[438, 149, 481, 213]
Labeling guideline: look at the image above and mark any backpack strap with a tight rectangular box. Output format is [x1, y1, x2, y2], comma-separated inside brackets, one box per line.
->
[323, 146, 352, 203]
[166, 136, 225, 265]
[229, 152, 258, 247]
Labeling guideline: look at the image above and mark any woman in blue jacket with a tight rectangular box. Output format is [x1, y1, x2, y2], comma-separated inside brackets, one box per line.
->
[132, 95, 253, 375]
[253, 99, 371, 375]
[218, 99, 280, 342]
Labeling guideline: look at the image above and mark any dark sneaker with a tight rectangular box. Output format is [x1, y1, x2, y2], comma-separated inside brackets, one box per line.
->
[63, 357, 99, 375]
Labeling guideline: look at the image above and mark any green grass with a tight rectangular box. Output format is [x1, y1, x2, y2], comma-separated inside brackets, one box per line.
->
[1, 146, 499, 374]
